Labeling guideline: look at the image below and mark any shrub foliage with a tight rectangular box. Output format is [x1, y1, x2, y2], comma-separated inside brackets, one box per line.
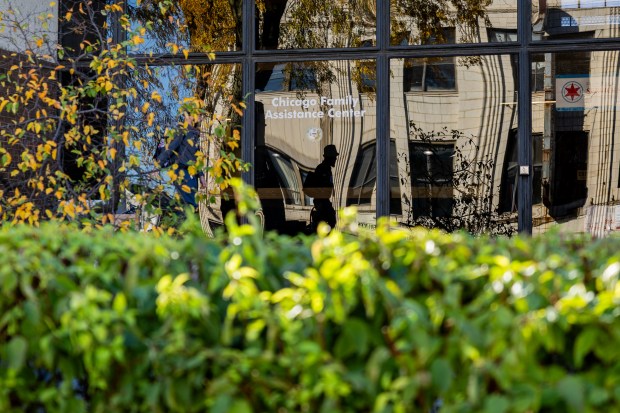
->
[1, 214, 620, 412]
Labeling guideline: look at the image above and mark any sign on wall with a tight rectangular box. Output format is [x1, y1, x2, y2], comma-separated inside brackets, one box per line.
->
[556, 75, 589, 111]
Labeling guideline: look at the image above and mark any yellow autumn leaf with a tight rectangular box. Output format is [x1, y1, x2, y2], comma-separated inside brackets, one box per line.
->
[99, 184, 108, 200]
[167, 169, 178, 181]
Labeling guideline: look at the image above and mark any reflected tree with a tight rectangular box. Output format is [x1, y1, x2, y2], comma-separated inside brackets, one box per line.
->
[392, 0, 492, 44]
[0, 0, 246, 230]
[401, 123, 515, 235]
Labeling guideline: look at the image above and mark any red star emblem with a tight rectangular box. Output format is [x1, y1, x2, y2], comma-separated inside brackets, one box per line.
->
[564, 82, 582, 101]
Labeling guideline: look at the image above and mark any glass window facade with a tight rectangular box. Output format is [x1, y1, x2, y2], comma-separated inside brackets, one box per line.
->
[52, 0, 620, 235]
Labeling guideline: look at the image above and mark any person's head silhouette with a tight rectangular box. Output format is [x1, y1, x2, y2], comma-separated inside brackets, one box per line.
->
[323, 144, 339, 167]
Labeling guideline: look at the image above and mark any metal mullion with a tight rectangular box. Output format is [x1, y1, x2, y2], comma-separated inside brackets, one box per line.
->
[242, 0, 255, 187]
[526, 40, 620, 54]
[517, 0, 532, 234]
[376, 0, 390, 219]
[131, 54, 245, 66]
[388, 44, 520, 59]
[250, 49, 381, 63]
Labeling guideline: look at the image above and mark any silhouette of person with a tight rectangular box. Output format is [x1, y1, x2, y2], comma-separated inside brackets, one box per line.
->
[311, 144, 339, 229]
[155, 113, 204, 208]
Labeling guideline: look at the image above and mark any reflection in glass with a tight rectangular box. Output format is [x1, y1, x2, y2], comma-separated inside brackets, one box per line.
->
[127, 0, 241, 53]
[534, 0, 620, 40]
[532, 51, 620, 236]
[255, 60, 377, 234]
[391, 0, 516, 45]
[124, 64, 242, 232]
[391, 55, 518, 235]
[256, 1, 376, 50]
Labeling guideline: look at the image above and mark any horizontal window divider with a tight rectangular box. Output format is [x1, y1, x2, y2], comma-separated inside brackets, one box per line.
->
[527, 39, 620, 53]
[250, 47, 380, 58]
[130, 53, 245, 65]
[388, 45, 520, 58]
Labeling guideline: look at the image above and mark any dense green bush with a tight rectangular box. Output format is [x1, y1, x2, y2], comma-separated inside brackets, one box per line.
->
[1, 210, 620, 412]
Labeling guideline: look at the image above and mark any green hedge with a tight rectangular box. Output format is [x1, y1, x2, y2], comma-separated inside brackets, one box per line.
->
[1, 214, 620, 413]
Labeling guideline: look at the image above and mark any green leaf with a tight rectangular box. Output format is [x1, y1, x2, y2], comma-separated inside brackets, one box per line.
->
[334, 318, 370, 358]
[430, 358, 453, 393]
[113, 292, 127, 313]
[6, 335, 28, 372]
[557, 376, 585, 412]
[574, 327, 598, 369]
[483, 394, 510, 413]
[211, 395, 233, 413]
[230, 398, 253, 413]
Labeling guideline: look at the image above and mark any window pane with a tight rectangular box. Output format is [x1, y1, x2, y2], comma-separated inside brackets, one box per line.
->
[532, 51, 620, 237]
[391, 0, 517, 45]
[255, 60, 377, 234]
[391, 55, 519, 235]
[256, 1, 376, 50]
[127, 0, 241, 53]
[123, 64, 242, 231]
[536, 0, 620, 40]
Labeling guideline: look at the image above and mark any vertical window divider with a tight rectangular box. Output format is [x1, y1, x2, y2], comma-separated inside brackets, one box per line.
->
[518, 0, 533, 234]
[376, 0, 390, 219]
[242, 0, 255, 187]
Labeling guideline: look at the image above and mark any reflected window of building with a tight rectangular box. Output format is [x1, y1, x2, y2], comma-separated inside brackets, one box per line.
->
[256, 64, 318, 92]
[488, 28, 517, 42]
[347, 141, 401, 214]
[403, 57, 456, 92]
[410, 142, 455, 218]
[348, 143, 376, 206]
[499, 131, 542, 213]
[548, 131, 588, 211]
[531, 60, 545, 92]
[403, 29, 456, 92]
[268, 150, 303, 205]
